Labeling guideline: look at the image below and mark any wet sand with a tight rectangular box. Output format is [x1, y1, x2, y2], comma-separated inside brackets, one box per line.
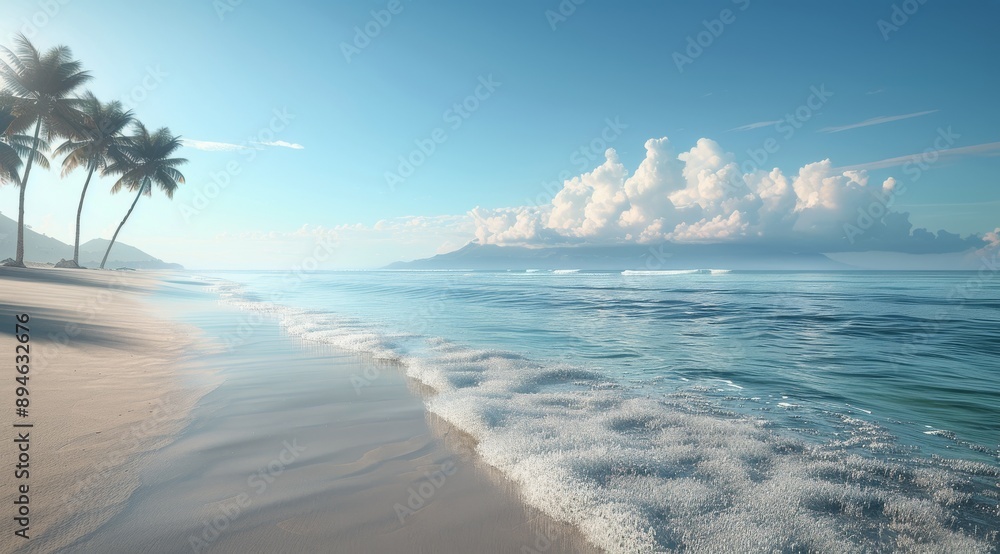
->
[0, 269, 598, 554]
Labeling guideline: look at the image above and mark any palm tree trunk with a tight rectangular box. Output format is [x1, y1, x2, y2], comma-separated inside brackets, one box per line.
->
[73, 163, 97, 265]
[14, 118, 42, 267]
[100, 186, 143, 270]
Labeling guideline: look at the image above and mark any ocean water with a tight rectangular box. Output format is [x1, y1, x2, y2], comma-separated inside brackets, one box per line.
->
[202, 269, 1000, 553]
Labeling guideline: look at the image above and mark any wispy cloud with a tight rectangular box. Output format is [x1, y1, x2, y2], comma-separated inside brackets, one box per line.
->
[181, 139, 246, 152]
[819, 110, 938, 133]
[727, 120, 781, 132]
[866, 88, 885, 95]
[257, 140, 305, 150]
[182, 138, 305, 151]
[836, 141, 1000, 171]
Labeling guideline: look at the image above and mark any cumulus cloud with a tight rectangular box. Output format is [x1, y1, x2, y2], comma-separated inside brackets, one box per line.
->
[471, 206, 553, 246]
[670, 211, 748, 242]
[620, 138, 684, 241]
[469, 136, 983, 254]
[986, 228, 1000, 248]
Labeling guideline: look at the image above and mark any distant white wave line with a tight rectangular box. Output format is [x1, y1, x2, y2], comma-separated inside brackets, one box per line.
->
[381, 269, 475, 272]
[621, 269, 732, 275]
[210, 279, 997, 554]
[552, 269, 580, 274]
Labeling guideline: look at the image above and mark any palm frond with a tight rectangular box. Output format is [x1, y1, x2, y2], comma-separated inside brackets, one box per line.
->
[6, 142, 47, 170]
[9, 134, 50, 152]
[54, 137, 84, 157]
[6, 111, 38, 135]
[0, 45, 27, 76]
[1, 34, 90, 149]
[0, 93, 14, 135]
[153, 168, 181, 198]
[29, 150, 49, 170]
[58, 144, 92, 176]
[12, 34, 42, 68]
[0, 141, 22, 186]
[103, 124, 185, 199]
[158, 165, 186, 184]
[55, 91, 134, 177]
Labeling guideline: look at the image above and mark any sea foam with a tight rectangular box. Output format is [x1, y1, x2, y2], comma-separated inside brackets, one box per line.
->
[212, 279, 999, 553]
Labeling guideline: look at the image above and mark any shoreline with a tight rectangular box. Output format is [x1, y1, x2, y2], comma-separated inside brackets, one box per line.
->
[1, 268, 600, 553]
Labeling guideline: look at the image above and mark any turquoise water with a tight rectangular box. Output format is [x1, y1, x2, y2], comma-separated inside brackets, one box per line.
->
[203, 270, 1000, 552]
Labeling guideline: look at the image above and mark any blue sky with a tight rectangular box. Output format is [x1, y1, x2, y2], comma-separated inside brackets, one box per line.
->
[2, 0, 999, 268]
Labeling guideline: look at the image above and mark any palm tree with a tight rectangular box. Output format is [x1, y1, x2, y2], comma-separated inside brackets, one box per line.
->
[54, 91, 134, 267]
[100, 122, 186, 269]
[0, 33, 90, 267]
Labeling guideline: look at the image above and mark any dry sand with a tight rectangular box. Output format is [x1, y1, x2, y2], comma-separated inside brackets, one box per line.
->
[0, 267, 221, 553]
[0, 268, 599, 554]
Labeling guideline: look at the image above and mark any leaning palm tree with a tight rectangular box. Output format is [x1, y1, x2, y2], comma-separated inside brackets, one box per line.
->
[54, 91, 134, 267]
[0, 33, 90, 267]
[100, 122, 186, 269]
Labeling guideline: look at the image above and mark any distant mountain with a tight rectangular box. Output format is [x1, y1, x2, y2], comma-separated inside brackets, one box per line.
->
[0, 213, 182, 269]
[385, 242, 853, 270]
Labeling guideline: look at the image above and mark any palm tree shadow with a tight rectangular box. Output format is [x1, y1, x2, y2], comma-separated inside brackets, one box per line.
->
[2, 302, 139, 352]
[0, 266, 148, 292]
